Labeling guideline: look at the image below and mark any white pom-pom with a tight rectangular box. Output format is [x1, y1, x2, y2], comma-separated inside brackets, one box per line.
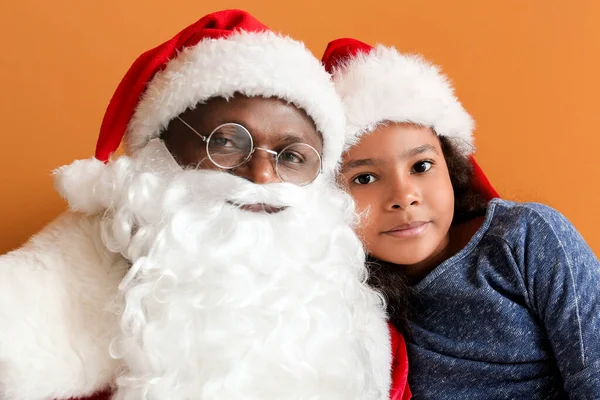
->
[53, 157, 107, 214]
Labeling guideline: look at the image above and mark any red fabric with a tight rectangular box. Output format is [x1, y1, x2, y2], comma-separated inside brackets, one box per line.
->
[321, 37, 374, 73]
[84, 391, 111, 400]
[95, 9, 270, 162]
[67, 389, 112, 400]
[469, 156, 499, 200]
[87, 393, 111, 400]
[388, 323, 412, 400]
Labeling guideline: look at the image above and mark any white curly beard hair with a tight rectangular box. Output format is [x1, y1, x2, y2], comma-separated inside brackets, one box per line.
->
[61, 140, 391, 400]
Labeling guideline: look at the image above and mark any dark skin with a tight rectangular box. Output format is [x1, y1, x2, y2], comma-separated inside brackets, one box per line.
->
[340, 123, 485, 283]
[161, 95, 322, 185]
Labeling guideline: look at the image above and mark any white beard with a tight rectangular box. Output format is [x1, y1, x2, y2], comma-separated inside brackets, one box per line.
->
[72, 140, 390, 400]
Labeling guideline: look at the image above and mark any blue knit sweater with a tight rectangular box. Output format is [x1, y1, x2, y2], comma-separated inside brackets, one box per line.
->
[406, 199, 600, 399]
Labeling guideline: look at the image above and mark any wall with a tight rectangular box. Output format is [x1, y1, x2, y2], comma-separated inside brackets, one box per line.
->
[1, 0, 598, 254]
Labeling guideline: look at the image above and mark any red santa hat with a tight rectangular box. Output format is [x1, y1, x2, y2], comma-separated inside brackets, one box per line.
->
[321, 38, 498, 200]
[93, 9, 345, 176]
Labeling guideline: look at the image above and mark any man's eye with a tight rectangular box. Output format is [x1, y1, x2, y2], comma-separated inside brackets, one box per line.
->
[211, 135, 236, 148]
[352, 174, 377, 185]
[280, 150, 304, 164]
[412, 161, 433, 173]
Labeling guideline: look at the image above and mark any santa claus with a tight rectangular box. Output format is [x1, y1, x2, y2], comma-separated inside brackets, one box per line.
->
[0, 9, 410, 400]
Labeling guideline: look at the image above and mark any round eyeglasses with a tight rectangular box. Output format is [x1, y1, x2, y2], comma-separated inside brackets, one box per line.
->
[176, 116, 322, 186]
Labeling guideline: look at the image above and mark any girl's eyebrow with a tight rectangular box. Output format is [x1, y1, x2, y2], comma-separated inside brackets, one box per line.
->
[341, 158, 376, 172]
[404, 144, 438, 158]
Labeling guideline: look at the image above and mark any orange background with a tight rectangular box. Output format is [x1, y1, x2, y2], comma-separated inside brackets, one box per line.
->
[1, 1, 599, 255]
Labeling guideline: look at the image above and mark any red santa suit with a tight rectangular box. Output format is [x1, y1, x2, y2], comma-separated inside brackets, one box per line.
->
[0, 9, 411, 400]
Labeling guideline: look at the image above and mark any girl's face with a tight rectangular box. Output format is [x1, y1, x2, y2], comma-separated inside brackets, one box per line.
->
[340, 123, 455, 280]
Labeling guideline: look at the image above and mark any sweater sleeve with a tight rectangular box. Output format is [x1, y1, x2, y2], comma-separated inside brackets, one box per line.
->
[516, 203, 600, 399]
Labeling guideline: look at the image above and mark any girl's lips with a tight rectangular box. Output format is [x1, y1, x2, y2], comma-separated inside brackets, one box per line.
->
[382, 221, 429, 238]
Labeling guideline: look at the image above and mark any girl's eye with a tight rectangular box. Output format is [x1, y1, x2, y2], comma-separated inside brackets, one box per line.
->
[412, 161, 433, 174]
[352, 174, 377, 185]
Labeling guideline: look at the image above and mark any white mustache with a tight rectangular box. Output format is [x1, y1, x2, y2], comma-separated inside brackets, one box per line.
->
[174, 170, 306, 210]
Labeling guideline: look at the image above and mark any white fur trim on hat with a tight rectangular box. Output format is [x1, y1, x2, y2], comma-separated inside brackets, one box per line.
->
[126, 31, 346, 176]
[332, 45, 475, 153]
[53, 157, 107, 214]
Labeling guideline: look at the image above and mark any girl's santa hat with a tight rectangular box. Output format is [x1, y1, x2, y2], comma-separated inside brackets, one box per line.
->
[321, 38, 498, 200]
[67, 9, 346, 183]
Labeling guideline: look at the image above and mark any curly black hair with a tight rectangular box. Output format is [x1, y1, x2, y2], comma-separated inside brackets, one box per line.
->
[439, 135, 489, 224]
[366, 134, 489, 335]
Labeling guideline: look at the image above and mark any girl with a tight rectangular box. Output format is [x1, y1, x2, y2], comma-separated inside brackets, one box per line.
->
[322, 38, 600, 399]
